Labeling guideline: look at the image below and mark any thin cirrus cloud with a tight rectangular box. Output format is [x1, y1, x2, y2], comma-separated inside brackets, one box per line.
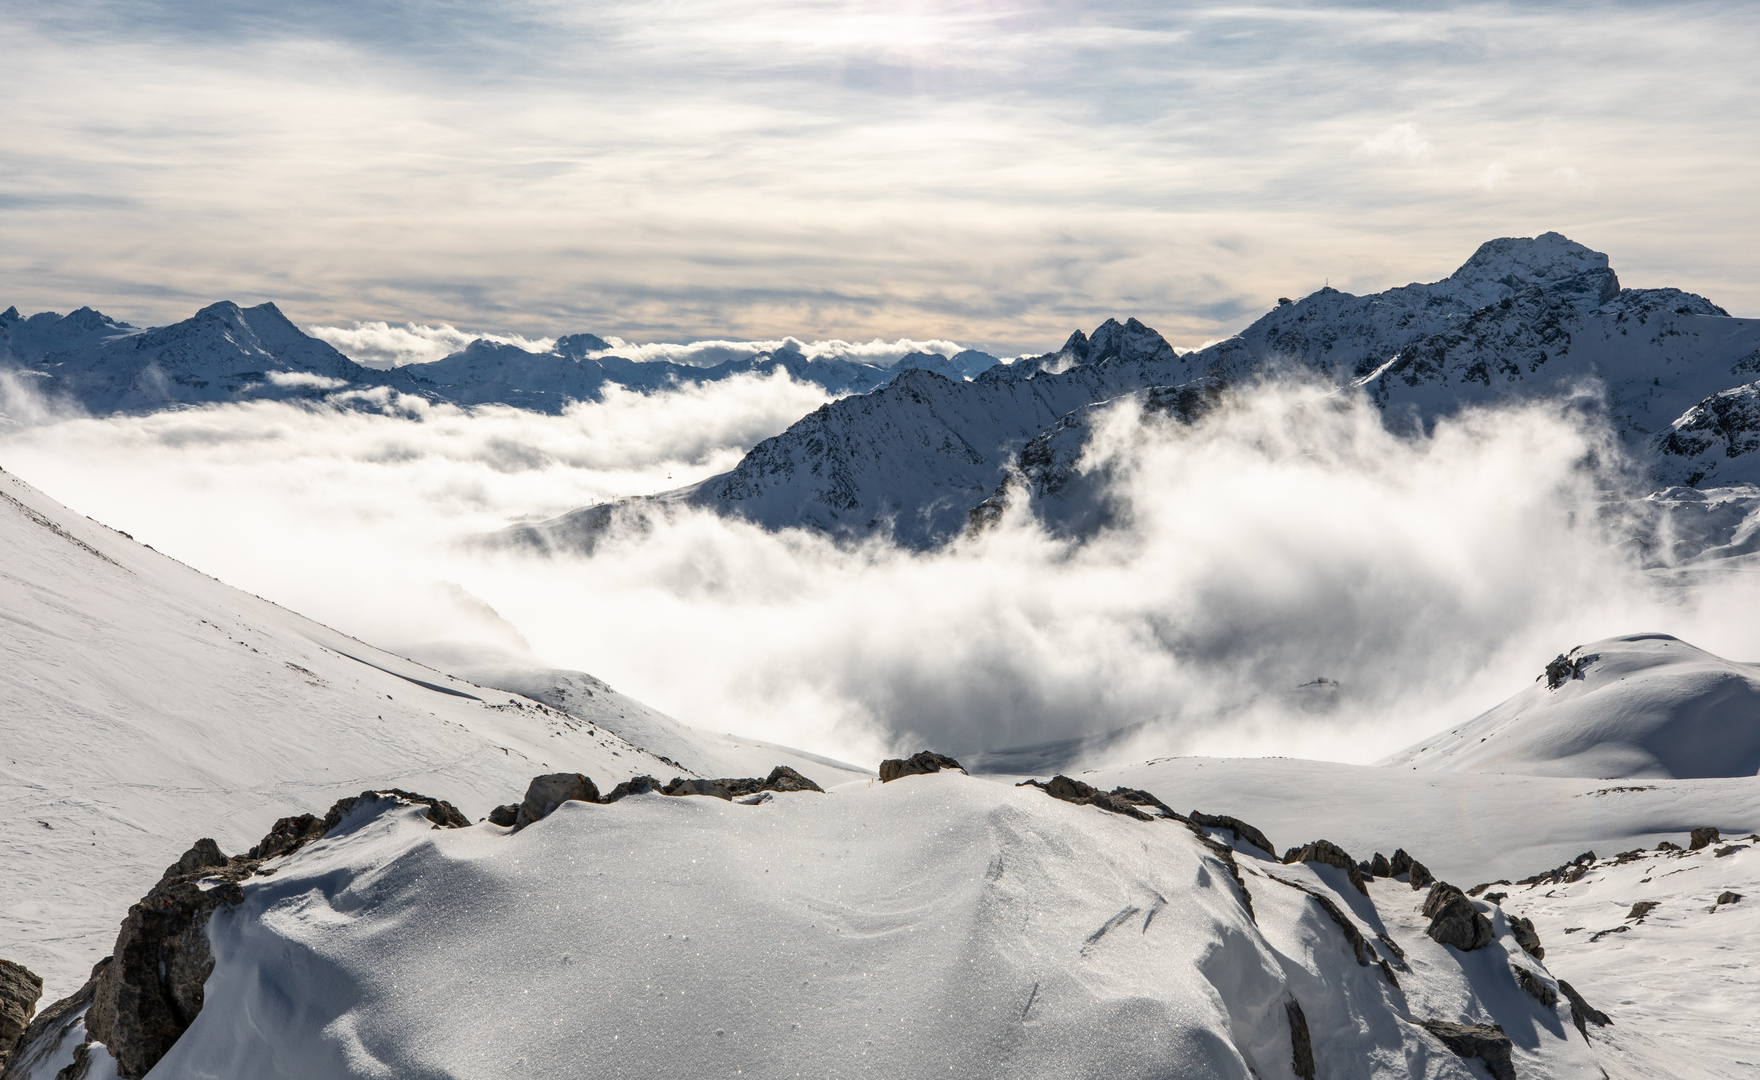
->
[1, 1, 1755, 352]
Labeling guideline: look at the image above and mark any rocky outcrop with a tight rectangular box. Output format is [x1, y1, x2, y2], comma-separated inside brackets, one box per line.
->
[0, 960, 42, 1073]
[1557, 980, 1612, 1040]
[1285, 999, 1316, 1080]
[1367, 851, 1392, 877]
[1417, 1020, 1516, 1080]
[1514, 966, 1557, 1009]
[661, 766, 826, 800]
[1690, 827, 1721, 850]
[1421, 883, 1495, 952]
[1189, 812, 1275, 859]
[1517, 850, 1596, 886]
[517, 773, 602, 828]
[0, 967, 98, 1080]
[1387, 848, 1435, 889]
[1508, 916, 1544, 959]
[36, 790, 467, 1079]
[879, 751, 966, 782]
[1281, 840, 1370, 896]
[1020, 775, 1168, 821]
[1542, 651, 1597, 689]
[1715, 890, 1742, 907]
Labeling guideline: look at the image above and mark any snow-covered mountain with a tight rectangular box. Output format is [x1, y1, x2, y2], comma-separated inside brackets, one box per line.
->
[0, 304, 999, 417]
[1381, 633, 1760, 779]
[0, 466, 865, 1000]
[516, 233, 1760, 551]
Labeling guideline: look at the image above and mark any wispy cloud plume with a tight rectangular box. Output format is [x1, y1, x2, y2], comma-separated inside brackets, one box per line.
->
[7, 376, 1754, 770]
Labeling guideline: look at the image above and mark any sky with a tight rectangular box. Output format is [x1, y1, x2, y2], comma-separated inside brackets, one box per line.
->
[4, 0, 1759, 354]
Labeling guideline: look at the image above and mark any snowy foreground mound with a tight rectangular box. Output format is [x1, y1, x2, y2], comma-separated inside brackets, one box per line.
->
[0, 467, 865, 996]
[1384, 634, 1760, 778]
[13, 775, 1625, 1080]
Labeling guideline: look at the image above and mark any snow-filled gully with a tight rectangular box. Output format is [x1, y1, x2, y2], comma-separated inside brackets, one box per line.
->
[6, 765, 1622, 1080]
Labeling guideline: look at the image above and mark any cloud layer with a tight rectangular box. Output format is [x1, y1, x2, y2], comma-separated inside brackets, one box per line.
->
[6, 375, 1755, 771]
[3, 2, 1756, 352]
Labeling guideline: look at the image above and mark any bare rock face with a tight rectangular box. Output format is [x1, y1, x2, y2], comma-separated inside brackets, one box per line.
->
[1418, 1020, 1516, 1080]
[1421, 883, 1495, 952]
[1020, 775, 1161, 821]
[1281, 840, 1370, 896]
[516, 773, 602, 828]
[0, 959, 43, 1072]
[1189, 811, 1275, 858]
[1508, 915, 1545, 960]
[1368, 852, 1392, 877]
[1387, 848, 1433, 888]
[1716, 890, 1743, 907]
[1285, 999, 1316, 1080]
[661, 766, 827, 801]
[1690, 826, 1721, 850]
[1558, 979, 1612, 1041]
[488, 803, 519, 826]
[878, 751, 965, 782]
[0, 966, 102, 1080]
[1515, 966, 1557, 1009]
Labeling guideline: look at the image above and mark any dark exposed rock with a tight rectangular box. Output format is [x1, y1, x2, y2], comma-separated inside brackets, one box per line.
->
[516, 772, 601, 828]
[1656, 840, 1682, 852]
[1369, 852, 1392, 877]
[1508, 915, 1544, 959]
[1375, 931, 1407, 965]
[1189, 812, 1274, 858]
[601, 775, 664, 802]
[0, 962, 103, 1080]
[1286, 999, 1316, 1080]
[1714, 844, 1742, 857]
[488, 804, 519, 827]
[1625, 900, 1659, 921]
[1422, 883, 1495, 952]
[1388, 847, 1433, 888]
[1518, 850, 1596, 887]
[1716, 890, 1742, 906]
[1483, 892, 1508, 906]
[661, 765, 827, 800]
[1019, 775, 1156, 821]
[1689, 827, 1720, 850]
[1542, 651, 1597, 689]
[1281, 839, 1369, 895]
[56, 790, 466, 1079]
[1468, 879, 1510, 897]
[1417, 1020, 1516, 1080]
[1557, 979, 1611, 1040]
[1390, 848, 1414, 876]
[1514, 966, 1557, 1009]
[0, 959, 43, 1072]
[879, 751, 965, 782]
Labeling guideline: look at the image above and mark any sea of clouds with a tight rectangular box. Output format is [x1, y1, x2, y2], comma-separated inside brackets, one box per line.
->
[305, 320, 985, 371]
[3, 371, 1756, 770]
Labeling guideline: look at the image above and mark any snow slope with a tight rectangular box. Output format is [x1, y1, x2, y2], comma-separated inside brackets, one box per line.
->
[1381, 634, 1760, 778]
[23, 777, 1612, 1080]
[0, 467, 863, 997]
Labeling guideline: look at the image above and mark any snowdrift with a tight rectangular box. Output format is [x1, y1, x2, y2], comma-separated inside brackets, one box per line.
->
[1382, 634, 1760, 779]
[11, 777, 1618, 1080]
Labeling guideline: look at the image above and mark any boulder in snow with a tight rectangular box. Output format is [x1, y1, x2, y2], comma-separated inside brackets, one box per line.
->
[879, 751, 966, 782]
[516, 773, 602, 828]
[1421, 883, 1495, 952]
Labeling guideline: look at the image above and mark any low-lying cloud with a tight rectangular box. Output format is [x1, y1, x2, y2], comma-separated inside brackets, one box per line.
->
[306, 321, 557, 369]
[4, 374, 1756, 772]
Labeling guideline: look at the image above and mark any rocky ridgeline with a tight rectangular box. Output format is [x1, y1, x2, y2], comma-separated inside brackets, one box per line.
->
[15, 754, 1721, 1079]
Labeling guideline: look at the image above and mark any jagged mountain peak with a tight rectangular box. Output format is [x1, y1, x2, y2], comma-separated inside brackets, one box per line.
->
[0, 305, 20, 323]
[1439, 231, 1620, 309]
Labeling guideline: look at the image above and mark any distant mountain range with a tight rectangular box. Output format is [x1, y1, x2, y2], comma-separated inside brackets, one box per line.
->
[506, 233, 1760, 552]
[0, 301, 1001, 415]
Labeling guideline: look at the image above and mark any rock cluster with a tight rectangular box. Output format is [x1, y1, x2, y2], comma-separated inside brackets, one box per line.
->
[1281, 840, 1369, 896]
[1421, 882, 1495, 952]
[878, 751, 966, 782]
[1518, 850, 1597, 886]
[0, 959, 42, 1073]
[1188, 812, 1274, 858]
[494, 766, 829, 829]
[1018, 775, 1173, 821]
[1417, 1020, 1516, 1080]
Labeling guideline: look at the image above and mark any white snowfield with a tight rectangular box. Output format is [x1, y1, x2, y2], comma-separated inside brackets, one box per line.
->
[27, 779, 1615, 1080]
[1381, 633, 1760, 779]
[0, 467, 865, 998]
